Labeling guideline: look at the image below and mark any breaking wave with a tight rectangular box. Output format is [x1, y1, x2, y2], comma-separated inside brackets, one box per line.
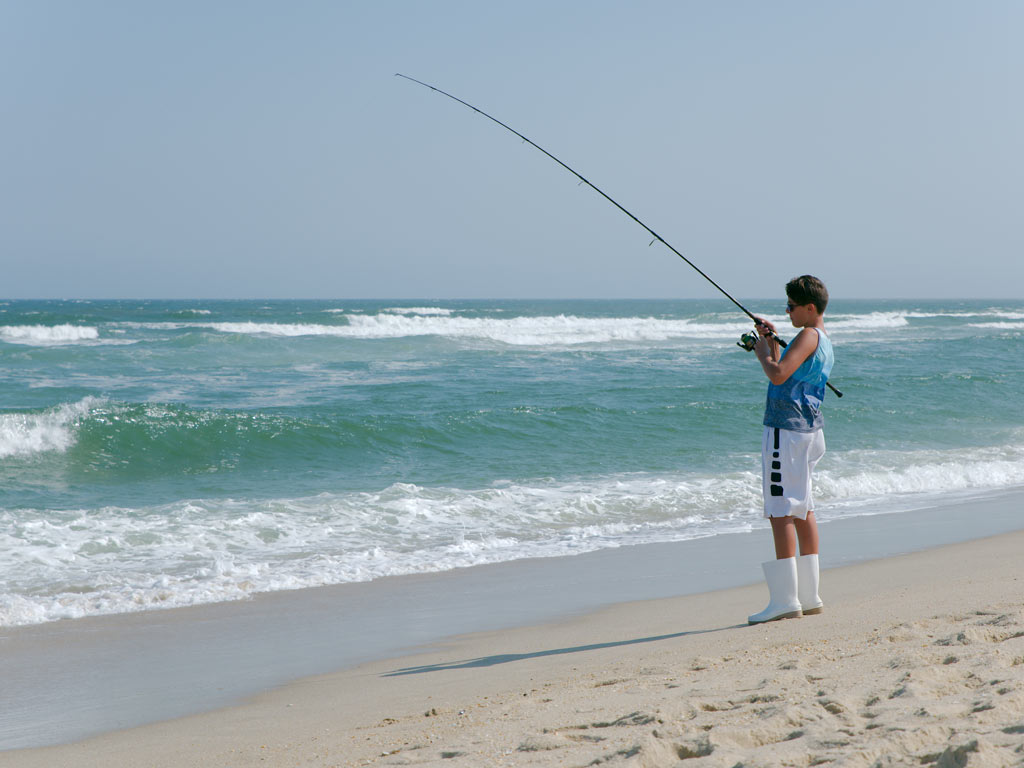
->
[0, 325, 100, 345]
[0, 399, 100, 458]
[3, 438, 1024, 627]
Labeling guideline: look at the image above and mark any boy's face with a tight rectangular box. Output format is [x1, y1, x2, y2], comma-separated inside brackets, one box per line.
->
[785, 299, 820, 327]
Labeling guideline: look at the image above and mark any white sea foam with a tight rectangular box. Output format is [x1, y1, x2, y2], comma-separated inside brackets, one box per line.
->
[109, 309, 953, 347]
[118, 321, 350, 336]
[115, 321, 188, 330]
[968, 322, 1024, 330]
[4, 438, 1024, 627]
[382, 307, 456, 316]
[0, 472, 761, 626]
[0, 325, 100, 345]
[826, 311, 910, 332]
[122, 316, 750, 344]
[0, 398, 99, 458]
[338, 310, 926, 344]
[326, 307, 456, 316]
[818, 443, 1024, 508]
[905, 310, 1024, 320]
[207, 322, 353, 337]
[338, 314, 750, 345]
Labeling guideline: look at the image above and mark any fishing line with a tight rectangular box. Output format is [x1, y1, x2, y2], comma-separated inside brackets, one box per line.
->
[397, 74, 842, 397]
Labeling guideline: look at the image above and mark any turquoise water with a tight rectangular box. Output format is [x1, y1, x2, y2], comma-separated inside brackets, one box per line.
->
[2, 298, 1023, 626]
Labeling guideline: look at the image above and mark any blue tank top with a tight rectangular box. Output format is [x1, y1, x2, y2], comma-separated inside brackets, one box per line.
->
[763, 328, 834, 432]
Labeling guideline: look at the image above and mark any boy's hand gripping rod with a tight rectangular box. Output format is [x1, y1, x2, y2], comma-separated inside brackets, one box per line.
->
[397, 74, 843, 398]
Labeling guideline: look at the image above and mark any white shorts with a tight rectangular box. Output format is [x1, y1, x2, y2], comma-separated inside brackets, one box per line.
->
[762, 426, 825, 519]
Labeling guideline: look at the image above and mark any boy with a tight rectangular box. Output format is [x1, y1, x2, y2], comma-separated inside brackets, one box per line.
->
[748, 275, 834, 625]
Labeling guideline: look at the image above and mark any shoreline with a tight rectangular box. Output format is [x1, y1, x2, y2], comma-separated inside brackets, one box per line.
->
[2, 488, 1024, 760]
[6, 527, 1024, 766]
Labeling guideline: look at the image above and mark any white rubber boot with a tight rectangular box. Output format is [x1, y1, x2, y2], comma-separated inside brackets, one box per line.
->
[748, 557, 803, 625]
[797, 554, 823, 615]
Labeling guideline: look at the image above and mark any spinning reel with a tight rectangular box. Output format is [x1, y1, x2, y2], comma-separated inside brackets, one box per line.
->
[737, 330, 759, 352]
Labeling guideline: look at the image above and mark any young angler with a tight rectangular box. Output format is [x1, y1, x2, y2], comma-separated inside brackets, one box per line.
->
[748, 275, 834, 624]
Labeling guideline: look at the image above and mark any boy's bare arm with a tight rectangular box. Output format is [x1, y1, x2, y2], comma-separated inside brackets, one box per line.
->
[754, 326, 818, 385]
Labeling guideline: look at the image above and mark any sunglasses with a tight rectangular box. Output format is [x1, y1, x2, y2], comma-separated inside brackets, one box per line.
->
[785, 302, 796, 312]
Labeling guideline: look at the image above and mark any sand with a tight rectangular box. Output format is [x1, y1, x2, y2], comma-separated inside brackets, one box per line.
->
[5, 527, 1024, 768]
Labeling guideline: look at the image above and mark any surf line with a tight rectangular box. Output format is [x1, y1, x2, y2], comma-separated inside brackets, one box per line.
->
[396, 73, 842, 398]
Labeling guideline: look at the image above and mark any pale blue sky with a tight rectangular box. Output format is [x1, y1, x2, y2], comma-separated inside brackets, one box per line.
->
[1, 1, 1021, 299]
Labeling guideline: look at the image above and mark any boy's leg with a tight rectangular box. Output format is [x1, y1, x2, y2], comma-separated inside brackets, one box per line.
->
[770, 511, 819, 558]
[770, 516, 796, 559]
[795, 511, 819, 555]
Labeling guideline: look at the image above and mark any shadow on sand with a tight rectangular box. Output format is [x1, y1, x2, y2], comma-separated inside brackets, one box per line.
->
[383, 622, 746, 677]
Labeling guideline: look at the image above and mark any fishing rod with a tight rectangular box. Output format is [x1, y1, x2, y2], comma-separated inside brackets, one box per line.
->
[396, 74, 843, 398]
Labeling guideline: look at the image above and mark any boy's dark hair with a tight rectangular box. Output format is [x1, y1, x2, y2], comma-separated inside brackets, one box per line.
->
[786, 275, 829, 314]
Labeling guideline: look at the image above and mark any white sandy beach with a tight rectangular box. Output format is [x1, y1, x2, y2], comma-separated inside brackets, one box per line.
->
[5, 523, 1024, 768]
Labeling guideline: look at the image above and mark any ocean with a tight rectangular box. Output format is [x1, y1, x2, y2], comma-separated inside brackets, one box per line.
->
[2, 298, 1023, 628]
